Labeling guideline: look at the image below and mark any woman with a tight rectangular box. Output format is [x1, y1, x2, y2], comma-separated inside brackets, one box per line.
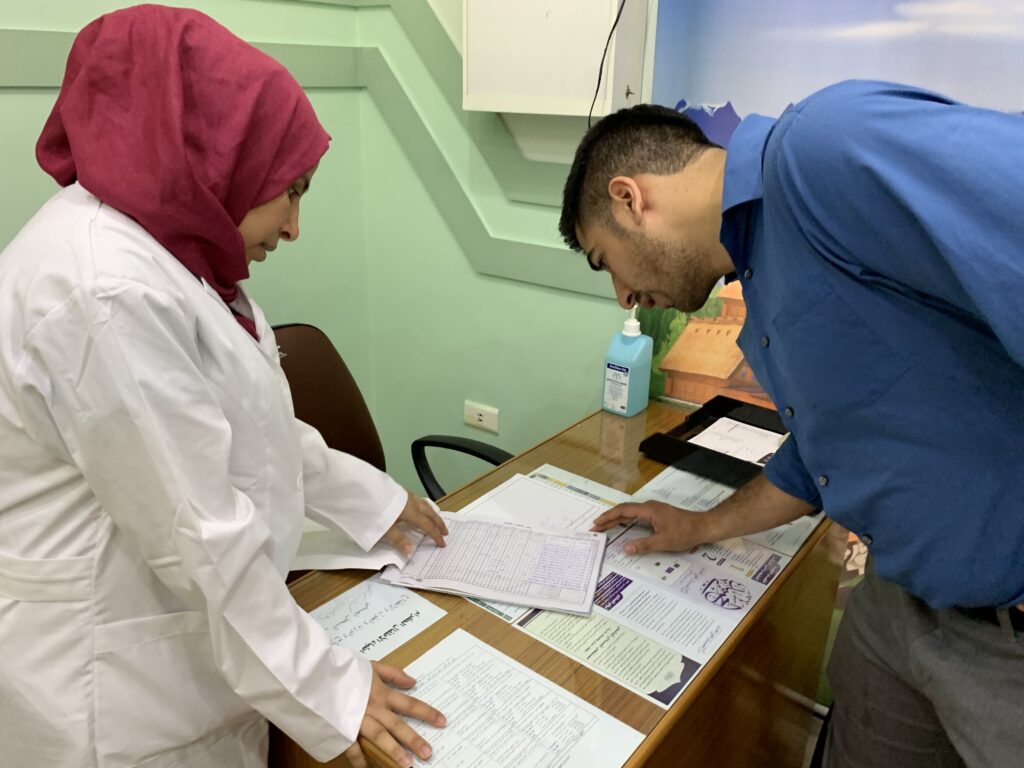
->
[0, 6, 446, 768]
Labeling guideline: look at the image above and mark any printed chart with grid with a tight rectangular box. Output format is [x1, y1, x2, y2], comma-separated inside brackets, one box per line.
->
[416, 518, 599, 600]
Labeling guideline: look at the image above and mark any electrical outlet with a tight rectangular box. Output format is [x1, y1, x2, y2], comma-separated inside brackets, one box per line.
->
[464, 400, 499, 434]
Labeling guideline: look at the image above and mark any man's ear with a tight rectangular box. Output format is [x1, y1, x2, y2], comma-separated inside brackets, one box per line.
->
[608, 176, 645, 228]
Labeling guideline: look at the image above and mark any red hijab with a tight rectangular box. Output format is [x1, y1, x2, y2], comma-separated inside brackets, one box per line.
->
[37, 4, 330, 337]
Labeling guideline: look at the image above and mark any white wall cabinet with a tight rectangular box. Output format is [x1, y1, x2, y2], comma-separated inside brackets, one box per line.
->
[463, 0, 652, 116]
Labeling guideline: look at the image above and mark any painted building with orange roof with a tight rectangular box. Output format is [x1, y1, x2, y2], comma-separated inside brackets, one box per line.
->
[659, 282, 774, 408]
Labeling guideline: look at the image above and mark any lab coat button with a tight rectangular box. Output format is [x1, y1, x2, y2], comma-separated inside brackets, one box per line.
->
[861, 533, 873, 546]
[784, 407, 794, 418]
[818, 475, 829, 487]
[743, 268, 753, 280]
[760, 336, 770, 348]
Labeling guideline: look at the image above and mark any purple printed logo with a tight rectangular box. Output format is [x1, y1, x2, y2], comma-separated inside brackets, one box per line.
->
[594, 572, 632, 610]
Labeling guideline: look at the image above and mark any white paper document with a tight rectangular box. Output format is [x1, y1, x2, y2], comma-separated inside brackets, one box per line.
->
[499, 466, 819, 709]
[383, 514, 606, 616]
[290, 526, 409, 572]
[632, 466, 734, 511]
[688, 417, 786, 466]
[404, 629, 644, 768]
[309, 577, 446, 661]
[458, 473, 612, 533]
[744, 513, 824, 556]
[292, 500, 443, 572]
[527, 465, 632, 508]
[457, 473, 619, 621]
[515, 607, 702, 710]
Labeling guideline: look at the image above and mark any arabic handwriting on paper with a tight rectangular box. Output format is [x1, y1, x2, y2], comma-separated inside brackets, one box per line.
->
[403, 630, 644, 767]
[310, 579, 446, 661]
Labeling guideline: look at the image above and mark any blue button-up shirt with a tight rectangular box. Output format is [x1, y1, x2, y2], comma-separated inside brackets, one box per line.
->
[721, 80, 1024, 609]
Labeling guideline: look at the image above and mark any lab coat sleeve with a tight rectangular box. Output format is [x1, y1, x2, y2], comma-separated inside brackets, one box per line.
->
[295, 418, 407, 551]
[16, 278, 369, 762]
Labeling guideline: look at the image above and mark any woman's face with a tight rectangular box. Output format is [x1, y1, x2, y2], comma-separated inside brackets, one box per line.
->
[239, 164, 318, 265]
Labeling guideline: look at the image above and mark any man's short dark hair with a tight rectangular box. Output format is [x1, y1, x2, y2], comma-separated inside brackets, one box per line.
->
[559, 105, 715, 252]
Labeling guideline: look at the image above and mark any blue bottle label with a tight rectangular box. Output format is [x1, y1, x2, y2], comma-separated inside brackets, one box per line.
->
[603, 363, 630, 412]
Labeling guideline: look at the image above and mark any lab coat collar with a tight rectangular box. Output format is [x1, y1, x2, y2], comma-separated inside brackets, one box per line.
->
[199, 278, 275, 360]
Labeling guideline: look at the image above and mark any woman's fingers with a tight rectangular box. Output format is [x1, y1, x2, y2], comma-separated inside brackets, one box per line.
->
[344, 741, 368, 768]
[403, 496, 447, 546]
[383, 525, 414, 556]
[396, 494, 448, 548]
[373, 662, 416, 689]
[374, 707, 435, 762]
[411, 506, 447, 547]
[359, 715, 413, 768]
[385, 687, 447, 728]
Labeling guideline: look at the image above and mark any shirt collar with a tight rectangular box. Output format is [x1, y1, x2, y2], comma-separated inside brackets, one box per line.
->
[721, 114, 775, 214]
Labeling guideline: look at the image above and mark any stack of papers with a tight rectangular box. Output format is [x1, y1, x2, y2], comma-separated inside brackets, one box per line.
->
[382, 512, 606, 616]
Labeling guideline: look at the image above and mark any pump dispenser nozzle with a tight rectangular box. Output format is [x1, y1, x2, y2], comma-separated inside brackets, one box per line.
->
[623, 305, 641, 337]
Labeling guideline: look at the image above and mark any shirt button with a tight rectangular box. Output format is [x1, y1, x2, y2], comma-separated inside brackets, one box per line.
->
[784, 407, 794, 418]
[760, 336, 770, 348]
[817, 475, 829, 487]
[743, 268, 753, 280]
[861, 533, 873, 547]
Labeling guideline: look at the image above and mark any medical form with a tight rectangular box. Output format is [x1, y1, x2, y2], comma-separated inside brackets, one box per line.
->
[382, 514, 606, 616]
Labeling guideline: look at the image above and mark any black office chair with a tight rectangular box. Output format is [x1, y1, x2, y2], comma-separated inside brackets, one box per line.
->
[412, 434, 512, 501]
[272, 323, 511, 500]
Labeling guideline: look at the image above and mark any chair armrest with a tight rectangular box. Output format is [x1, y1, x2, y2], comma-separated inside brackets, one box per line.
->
[412, 435, 514, 501]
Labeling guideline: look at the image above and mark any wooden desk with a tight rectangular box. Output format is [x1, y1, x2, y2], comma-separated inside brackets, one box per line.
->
[271, 403, 845, 768]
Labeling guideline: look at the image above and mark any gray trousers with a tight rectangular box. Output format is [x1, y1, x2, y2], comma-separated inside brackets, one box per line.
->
[823, 560, 1024, 768]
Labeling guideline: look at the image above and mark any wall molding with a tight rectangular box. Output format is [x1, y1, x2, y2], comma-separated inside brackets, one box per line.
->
[0, 16, 608, 300]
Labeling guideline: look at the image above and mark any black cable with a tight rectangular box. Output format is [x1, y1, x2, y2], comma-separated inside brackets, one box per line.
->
[588, 0, 629, 128]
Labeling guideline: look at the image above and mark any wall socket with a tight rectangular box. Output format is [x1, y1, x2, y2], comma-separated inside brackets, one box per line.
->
[464, 400, 499, 433]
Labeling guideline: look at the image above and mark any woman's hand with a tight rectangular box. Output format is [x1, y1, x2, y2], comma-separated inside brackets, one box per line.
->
[383, 493, 448, 555]
[344, 662, 447, 768]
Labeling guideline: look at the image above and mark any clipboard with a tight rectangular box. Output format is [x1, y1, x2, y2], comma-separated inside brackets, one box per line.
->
[639, 396, 785, 489]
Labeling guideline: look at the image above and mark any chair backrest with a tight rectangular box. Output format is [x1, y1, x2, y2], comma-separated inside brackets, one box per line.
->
[272, 323, 386, 472]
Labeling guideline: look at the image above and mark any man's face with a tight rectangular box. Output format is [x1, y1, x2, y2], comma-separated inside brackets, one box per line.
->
[577, 220, 720, 313]
[238, 164, 318, 265]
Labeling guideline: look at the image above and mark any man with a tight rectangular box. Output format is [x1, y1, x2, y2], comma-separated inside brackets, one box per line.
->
[564, 80, 1024, 767]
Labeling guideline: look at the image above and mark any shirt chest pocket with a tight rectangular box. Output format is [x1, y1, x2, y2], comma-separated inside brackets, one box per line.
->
[771, 277, 908, 416]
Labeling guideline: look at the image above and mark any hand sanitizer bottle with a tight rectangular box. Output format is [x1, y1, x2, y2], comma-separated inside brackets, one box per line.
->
[602, 306, 653, 417]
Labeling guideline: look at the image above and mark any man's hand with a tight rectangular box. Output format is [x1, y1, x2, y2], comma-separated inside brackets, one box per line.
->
[344, 662, 447, 768]
[592, 475, 816, 557]
[383, 493, 448, 556]
[591, 500, 716, 555]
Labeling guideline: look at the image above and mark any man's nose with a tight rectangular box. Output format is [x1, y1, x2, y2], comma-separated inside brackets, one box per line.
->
[611, 275, 635, 309]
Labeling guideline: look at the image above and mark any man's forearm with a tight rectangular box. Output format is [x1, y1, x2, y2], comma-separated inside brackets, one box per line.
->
[700, 473, 816, 543]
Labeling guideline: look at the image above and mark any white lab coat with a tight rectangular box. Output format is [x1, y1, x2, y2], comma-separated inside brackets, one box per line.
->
[0, 184, 406, 767]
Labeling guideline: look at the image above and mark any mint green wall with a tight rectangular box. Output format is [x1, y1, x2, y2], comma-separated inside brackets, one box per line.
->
[0, 92, 59, 241]
[0, 0, 623, 494]
[358, 95, 617, 490]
